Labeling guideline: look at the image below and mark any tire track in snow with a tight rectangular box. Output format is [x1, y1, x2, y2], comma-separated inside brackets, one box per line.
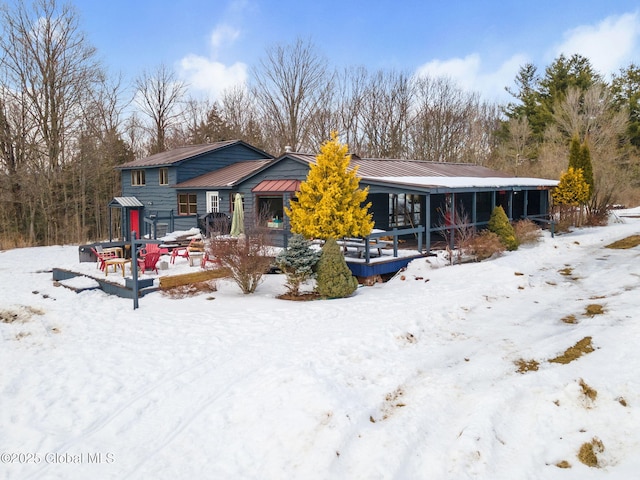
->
[24, 324, 287, 480]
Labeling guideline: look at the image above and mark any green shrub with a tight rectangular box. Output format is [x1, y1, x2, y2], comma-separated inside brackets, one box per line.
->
[488, 206, 519, 251]
[316, 238, 358, 298]
[276, 234, 321, 296]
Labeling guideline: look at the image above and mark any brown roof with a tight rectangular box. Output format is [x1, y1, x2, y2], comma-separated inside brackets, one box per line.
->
[286, 153, 512, 178]
[174, 159, 274, 188]
[252, 179, 301, 193]
[118, 140, 268, 169]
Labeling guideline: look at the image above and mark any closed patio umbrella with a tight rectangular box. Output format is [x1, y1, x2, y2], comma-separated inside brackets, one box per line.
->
[230, 193, 244, 236]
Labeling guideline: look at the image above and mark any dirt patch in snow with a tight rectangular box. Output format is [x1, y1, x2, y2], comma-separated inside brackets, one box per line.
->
[0, 305, 44, 323]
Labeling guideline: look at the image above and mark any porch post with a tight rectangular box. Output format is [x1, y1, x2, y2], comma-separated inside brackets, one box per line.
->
[425, 194, 431, 253]
[472, 192, 477, 224]
[508, 191, 514, 219]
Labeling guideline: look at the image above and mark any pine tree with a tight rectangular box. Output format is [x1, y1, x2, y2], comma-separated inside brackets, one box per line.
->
[578, 142, 594, 199]
[488, 206, 519, 251]
[276, 234, 321, 296]
[316, 238, 358, 298]
[286, 132, 373, 240]
[568, 135, 581, 170]
[552, 167, 590, 206]
[552, 167, 590, 227]
[568, 135, 594, 199]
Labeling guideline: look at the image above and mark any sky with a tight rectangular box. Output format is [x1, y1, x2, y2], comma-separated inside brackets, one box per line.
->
[74, 1, 640, 104]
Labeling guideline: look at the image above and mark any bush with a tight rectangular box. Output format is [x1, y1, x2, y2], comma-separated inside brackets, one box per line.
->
[513, 219, 541, 245]
[316, 238, 358, 298]
[468, 230, 505, 261]
[208, 233, 273, 294]
[276, 234, 321, 296]
[488, 206, 519, 251]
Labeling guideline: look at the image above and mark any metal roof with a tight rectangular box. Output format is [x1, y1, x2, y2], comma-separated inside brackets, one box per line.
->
[173, 159, 274, 188]
[108, 196, 144, 208]
[286, 153, 512, 179]
[117, 140, 272, 169]
[252, 179, 301, 193]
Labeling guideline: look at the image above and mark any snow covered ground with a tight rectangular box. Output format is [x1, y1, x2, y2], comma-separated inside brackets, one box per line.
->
[2, 210, 640, 479]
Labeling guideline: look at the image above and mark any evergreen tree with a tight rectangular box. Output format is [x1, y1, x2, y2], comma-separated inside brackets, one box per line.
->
[286, 131, 373, 240]
[552, 167, 590, 207]
[276, 234, 321, 296]
[315, 238, 358, 298]
[578, 141, 594, 199]
[567, 136, 594, 199]
[568, 135, 582, 169]
[488, 206, 519, 251]
[552, 167, 590, 227]
[610, 63, 640, 147]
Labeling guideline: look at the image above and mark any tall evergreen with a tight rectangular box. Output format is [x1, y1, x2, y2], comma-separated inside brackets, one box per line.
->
[286, 131, 373, 240]
[579, 142, 594, 199]
[568, 136, 594, 199]
[568, 135, 582, 169]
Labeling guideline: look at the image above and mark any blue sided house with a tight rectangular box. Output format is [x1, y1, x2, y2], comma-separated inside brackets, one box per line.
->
[114, 140, 558, 277]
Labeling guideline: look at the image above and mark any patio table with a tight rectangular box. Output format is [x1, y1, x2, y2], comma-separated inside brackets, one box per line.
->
[104, 258, 131, 277]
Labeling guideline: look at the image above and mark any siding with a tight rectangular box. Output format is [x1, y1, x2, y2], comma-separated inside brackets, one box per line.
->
[120, 144, 272, 223]
[175, 144, 270, 184]
[233, 157, 311, 217]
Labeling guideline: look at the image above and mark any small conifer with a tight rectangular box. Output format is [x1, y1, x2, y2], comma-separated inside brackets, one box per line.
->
[488, 205, 519, 251]
[316, 238, 358, 298]
[276, 234, 321, 296]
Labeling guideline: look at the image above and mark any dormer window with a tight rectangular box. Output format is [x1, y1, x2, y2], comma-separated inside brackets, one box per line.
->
[131, 169, 145, 186]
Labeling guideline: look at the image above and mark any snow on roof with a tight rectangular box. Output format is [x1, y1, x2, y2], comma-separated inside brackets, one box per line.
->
[362, 175, 559, 189]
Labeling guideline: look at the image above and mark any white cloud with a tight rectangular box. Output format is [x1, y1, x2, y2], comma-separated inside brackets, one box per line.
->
[210, 24, 241, 53]
[551, 12, 640, 76]
[415, 53, 529, 103]
[179, 54, 247, 100]
[178, 23, 247, 100]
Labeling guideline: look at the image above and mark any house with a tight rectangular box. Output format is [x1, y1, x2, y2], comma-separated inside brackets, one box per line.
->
[114, 141, 558, 268]
[115, 140, 274, 240]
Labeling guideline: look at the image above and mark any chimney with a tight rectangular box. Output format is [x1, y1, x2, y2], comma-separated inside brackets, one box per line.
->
[284, 145, 292, 153]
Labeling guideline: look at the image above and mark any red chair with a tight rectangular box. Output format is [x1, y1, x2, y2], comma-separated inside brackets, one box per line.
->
[137, 252, 161, 275]
[140, 243, 169, 257]
[200, 252, 221, 269]
[170, 247, 189, 264]
[91, 246, 117, 271]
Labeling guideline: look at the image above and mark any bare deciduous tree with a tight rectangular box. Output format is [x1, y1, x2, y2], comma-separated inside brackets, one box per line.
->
[0, 0, 102, 244]
[220, 85, 266, 149]
[409, 76, 488, 163]
[251, 38, 330, 153]
[134, 63, 187, 154]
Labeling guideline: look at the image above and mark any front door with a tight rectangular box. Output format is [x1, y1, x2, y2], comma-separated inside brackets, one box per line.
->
[206, 191, 220, 213]
[129, 209, 139, 239]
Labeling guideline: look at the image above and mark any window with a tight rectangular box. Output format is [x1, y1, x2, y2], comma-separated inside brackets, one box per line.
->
[178, 193, 197, 215]
[389, 194, 421, 227]
[159, 168, 168, 186]
[230, 193, 245, 212]
[257, 195, 284, 227]
[131, 169, 145, 186]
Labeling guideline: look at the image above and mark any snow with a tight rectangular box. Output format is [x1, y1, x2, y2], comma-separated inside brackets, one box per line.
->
[363, 175, 559, 189]
[2, 209, 640, 479]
